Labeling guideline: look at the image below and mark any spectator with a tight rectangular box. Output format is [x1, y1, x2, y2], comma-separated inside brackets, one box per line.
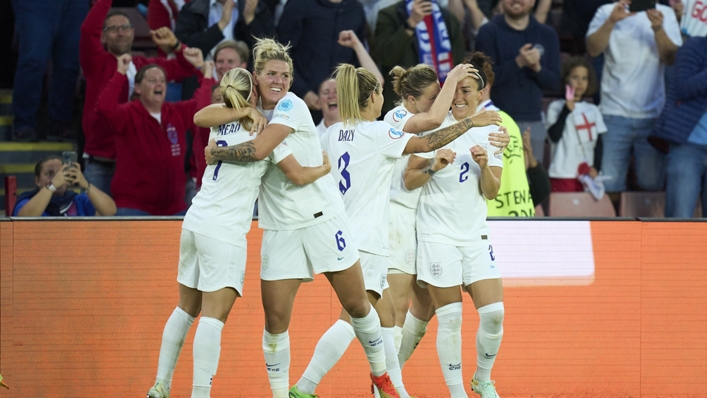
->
[213, 39, 249, 79]
[476, 0, 561, 166]
[175, 0, 274, 59]
[546, 56, 606, 193]
[375, 0, 466, 116]
[472, 52, 536, 217]
[277, 0, 366, 114]
[11, 0, 88, 142]
[148, 0, 189, 31]
[97, 53, 216, 216]
[315, 30, 384, 136]
[586, 0, 682, 196]
[13, 156, 116, 217]
[652, 36, 707, 218]
[677, 0, 707, 38]
[80, 0, 203, 196]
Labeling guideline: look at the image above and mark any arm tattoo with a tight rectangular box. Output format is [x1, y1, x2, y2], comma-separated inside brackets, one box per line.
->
[211, 141, 257, 162]
[424, 118, 474, 151]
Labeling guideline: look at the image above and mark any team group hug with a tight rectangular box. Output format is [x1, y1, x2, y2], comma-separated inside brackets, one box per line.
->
[146, 34, 515, 398]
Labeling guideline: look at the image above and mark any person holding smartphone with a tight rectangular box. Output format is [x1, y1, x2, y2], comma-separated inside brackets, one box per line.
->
[13, 155, 116, 217]
[586, 0, 682, 203]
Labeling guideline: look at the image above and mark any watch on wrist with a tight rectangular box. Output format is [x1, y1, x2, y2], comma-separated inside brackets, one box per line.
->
[46, 184, 57, 192]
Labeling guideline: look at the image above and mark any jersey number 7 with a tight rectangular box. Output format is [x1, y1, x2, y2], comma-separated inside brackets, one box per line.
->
[212, 140, 229, 180]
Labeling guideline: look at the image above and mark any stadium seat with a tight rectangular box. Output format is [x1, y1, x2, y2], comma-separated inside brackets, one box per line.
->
[4, 176, 16, 217]
[548, 192, 616, 217]
[619, 191, 665, 218]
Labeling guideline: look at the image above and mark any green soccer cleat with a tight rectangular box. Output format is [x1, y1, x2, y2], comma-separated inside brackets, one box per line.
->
[471, 373, 500, 398]
[289, 385, 318, 397]
[146, 381, 169, 398]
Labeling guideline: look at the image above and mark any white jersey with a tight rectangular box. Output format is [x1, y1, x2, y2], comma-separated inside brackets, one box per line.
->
[546, 100, 607, 179]
[416, 112, 504, 246]
[321, 120, 414, 255]
[258, 92, 345, 230]
[384, 105, 425, 209]
[681, 0, 707, 38]
[183, 120, 291, 247]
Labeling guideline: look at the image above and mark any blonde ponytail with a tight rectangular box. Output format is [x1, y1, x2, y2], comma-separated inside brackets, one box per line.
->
[220, 67, 254, 131]
[335, 63, 379, 125]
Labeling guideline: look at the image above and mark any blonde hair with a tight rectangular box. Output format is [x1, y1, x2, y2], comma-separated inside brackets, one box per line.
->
[220, 68, 254, 131]
[389, 64, 438, 103]
[252, 37, 293, 76]
[335, 63, 379, 124]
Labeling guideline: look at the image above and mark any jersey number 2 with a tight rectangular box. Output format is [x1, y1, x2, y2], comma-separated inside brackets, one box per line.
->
[338, 152, 351, 195]
[212, 140, 228, 181]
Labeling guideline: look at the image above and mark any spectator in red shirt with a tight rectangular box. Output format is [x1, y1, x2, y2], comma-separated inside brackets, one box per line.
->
[97, 52, 216, 216]
[80, 0, 203, 197]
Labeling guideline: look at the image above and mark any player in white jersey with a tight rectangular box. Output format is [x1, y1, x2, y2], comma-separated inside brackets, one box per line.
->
[383, 64, 511, 359]
[194, 38, 401, 398]
[403, 53, 507, 398]
[147, 67, 331, 398]
[289, 64, 503, 398]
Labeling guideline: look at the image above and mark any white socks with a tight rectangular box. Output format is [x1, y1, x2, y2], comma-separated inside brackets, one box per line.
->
[398, 312, 428, 369]
[382, 327, 410, 398]
[155, 306, 195, 392]
[350, 305, 387, 376]
[393, 325, 403, 353]
[475, 302, 504, 382]
[192, 317, 224, 398]
[436, 303, 466, 398]
[297, 320, 355, 394]
[262, 330, 291, 398]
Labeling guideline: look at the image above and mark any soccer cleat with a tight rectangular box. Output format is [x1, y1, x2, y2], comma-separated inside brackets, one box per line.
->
[146, 381, 169, 398]
[471, 374, 500, 398]
[370, 372, 400, 398]
[289, 385, 318, 398]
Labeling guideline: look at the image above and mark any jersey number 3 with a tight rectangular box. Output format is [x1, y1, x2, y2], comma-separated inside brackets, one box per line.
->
[338, 152, 351, 195]
[212, 140, 228, 181]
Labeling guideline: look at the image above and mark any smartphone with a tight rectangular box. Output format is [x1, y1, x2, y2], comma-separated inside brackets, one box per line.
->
[629, 0, 656, 12]
[62, 151, 77, 169]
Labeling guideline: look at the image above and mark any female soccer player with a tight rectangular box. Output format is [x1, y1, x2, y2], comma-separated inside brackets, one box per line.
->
[196, 38, 400, 398]
[288, 63, 503, 398]
[403, 53, 507, 398]
[384, 64, 510, 360]
[146, 66, 331, 398]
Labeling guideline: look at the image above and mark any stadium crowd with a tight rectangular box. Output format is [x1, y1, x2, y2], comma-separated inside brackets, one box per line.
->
[5, 0, 707, 218]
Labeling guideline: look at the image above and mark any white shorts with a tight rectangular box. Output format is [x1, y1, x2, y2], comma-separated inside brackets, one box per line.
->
[360, 251, 390, 297]
[416, 238, 500, 289]
[260, 212, 360, 281]
[388, 203, 417, 275]
[177, 229, 247, 295]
